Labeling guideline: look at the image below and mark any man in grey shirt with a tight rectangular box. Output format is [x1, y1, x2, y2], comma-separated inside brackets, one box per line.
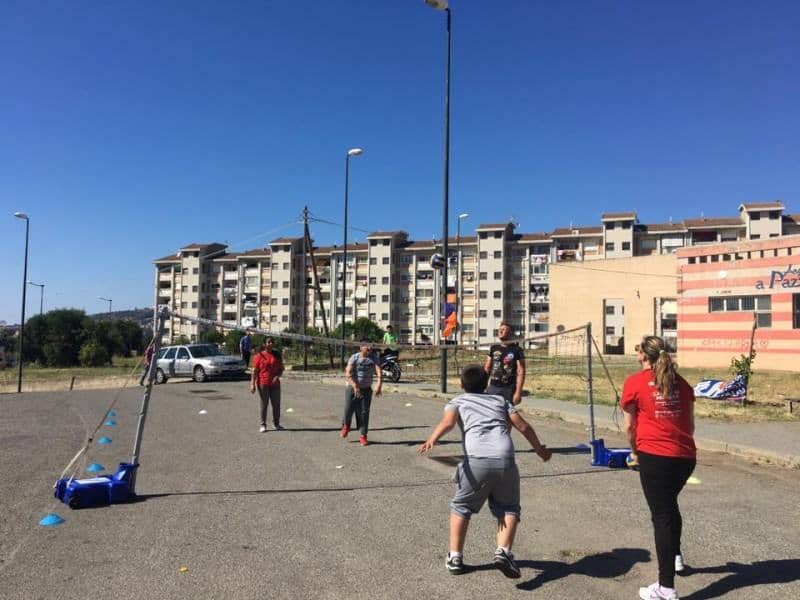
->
[419, 365, 552, 578]
[341, 339, 382, 446]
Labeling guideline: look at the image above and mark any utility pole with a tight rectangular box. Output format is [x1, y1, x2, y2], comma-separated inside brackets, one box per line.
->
[302, 206, 309, 371]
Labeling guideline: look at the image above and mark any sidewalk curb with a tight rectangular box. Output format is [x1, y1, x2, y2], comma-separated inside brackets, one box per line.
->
[312, 376, 800, 468]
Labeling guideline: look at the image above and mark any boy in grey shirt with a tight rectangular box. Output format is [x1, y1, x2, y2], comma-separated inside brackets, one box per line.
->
[341, 339, 382, 446]
[419, 365, 552, 578]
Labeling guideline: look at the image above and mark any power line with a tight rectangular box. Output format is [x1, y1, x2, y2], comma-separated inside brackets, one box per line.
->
[551, 261, 681, 279]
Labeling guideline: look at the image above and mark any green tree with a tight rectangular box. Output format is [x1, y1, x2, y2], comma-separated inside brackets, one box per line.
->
[36, 309, 89, 366]
[223, 330, 244, 355]
[79, 340, 110, 367]
[112, 320, 144, 356]
[198, 328, 225, 345]
[331, 318, 384, 344]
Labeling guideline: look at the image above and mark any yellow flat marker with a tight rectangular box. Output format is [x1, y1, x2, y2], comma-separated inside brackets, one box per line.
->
[179, 565, 189, 573]
[687, 476, 701, 485]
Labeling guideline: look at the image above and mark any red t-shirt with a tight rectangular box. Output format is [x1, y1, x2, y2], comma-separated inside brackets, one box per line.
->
[621, 369, 696, 459]
[252, 350, 283, 387]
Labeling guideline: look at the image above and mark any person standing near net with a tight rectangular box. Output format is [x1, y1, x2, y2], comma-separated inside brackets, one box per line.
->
[239, 330, 252, 369]
[138, 341, 155, 386]
[622, 336, 696, 600]
[418, 364, 551, 577]
[484, 322, 525, 405]
[250, 337, 284, 433]
[341, 339, 382, 446]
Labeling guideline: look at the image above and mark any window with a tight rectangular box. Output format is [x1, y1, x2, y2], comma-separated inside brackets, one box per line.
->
[369, 277, 376, 285]
[479, 329, 487, 337]
[479, 232, 488, 239]
[270, 298, 277, 305]
[383, 239, 390, 246]
[605, 326, 615, 335]
[369, 313, 376, 320]
[381, 295, 389, 302]
[163, 347, 177, 359]
[282, 315, 288, 322]
[479, 251, 488, 259]
[606, 222, 616, 230]
[479, 272, 487, 280]
[282, 281, 289, 288]
[622, 221, 632, 229]
[382, 257, 390, 264]
[494, 232, 502, 239]
[769, 211, 780, 220]
[622, 242, 631, 251]
[493, 272, 502, 280]
[282, 298, 289, 305]
[751, 212, 761, 220]
[177, 348, 189, 359]
[192, 285, 198, 292]
[381, 313, 389, 320]
[479, 310, 487, 318]
[271, 262, 278, 268]
[369, 295, 376, 302]
[493, 291, 501, 299]
[192, 267, 199, 274]
[605, 242, 615, 252]
[401, 255, 413, 264]
[493, 310, 502, 317]
[282, 263, 289, 269]
[191, 302, 198, 308]
[400, 273, 409, 283]
[382, 277, 389, 284]
[793, 294, 800, 329]
[708, 295, 771, 327]
[479, 291, 487, 299]
[493, 250, 502, 259]
[181, 285, 188, 292]
[369, 258, 377, 265]
[180, 302, 187, 308]
[271, 281, 278, 288]
[605, 305, 615, 315]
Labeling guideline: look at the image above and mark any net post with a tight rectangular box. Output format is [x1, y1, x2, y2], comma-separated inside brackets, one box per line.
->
[586, 321, 596, 445]
[129, 307, 167, 494]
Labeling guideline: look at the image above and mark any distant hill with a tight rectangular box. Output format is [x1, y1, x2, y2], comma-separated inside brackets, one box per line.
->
[90, 308, 154, 328]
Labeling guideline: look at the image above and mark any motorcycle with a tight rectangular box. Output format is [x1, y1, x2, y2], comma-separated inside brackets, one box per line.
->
[379, 349, 402, 383]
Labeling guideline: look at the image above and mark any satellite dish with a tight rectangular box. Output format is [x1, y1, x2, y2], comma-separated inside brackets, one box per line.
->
[430, 253, 446, 269]
[718, 270, 728, 279]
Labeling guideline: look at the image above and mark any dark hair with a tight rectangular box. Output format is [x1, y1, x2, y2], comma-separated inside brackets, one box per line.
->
[461, 364, 489, 394]
[386, 325, 393, 330]
[638, 336, 678, 398]
[359, 338, 371, 344]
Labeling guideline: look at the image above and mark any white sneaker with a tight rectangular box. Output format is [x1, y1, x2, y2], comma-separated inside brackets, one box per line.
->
[639, 582, 678, 600]
[674, 554, 685, 573]
[259, 425, 267, 433]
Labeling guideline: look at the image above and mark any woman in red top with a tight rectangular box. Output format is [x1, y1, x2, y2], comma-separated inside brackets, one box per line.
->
[621, 336, 696, 600]
[250, 337, 285, 433]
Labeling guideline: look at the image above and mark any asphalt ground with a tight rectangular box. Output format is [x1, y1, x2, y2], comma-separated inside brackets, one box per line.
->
[1, 377, 798, 599]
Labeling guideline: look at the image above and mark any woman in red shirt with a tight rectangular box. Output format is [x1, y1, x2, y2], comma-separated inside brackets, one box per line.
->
[250, 337, 285, 433]
[621, 336, 696, 600]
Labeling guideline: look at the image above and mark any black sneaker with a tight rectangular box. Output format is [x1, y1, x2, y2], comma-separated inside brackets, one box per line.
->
[446, 553, 465, 575]
[274, 424, 285, 431]
[494, 548, 521, 579]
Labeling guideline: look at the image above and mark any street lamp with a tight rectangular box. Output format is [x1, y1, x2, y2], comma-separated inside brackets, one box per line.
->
[27, 281, 45, 315]
[457, 213, 469, 345]
[14, 212, 29, 394]
[341, 147, 363, 367]
[99, 297, 112, 314]
[425, 0, 452, 393]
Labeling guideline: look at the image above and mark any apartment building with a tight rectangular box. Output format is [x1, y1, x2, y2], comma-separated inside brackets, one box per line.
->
[154, 200, 799, 351]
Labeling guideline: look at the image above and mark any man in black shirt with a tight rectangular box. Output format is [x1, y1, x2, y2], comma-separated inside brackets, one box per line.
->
[484, 322, 525, 405]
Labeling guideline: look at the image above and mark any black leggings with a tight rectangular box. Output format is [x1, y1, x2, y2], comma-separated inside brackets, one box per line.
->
[638, 451, 696, 589]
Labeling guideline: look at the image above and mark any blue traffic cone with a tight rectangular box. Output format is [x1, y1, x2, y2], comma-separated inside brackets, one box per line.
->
[97, 436, 113, 445]
[39, 513, 65, 526]
[105, 420, 117, 427]
[86, 463, 105, 473]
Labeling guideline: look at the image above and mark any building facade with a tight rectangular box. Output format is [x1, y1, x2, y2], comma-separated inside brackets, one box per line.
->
[154, 201, 800, 359]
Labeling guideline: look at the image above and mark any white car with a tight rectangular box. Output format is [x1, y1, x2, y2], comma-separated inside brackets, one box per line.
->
[155, 344, 246, 383]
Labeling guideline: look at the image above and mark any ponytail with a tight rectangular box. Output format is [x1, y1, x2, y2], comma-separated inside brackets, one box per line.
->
[639, 336, 677, 398]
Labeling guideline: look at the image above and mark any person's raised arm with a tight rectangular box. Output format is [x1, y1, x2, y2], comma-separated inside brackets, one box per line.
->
[418, 409, 459, 454]
[483, 354, 492, 375]
[509, 412, 551, 462]
[513, 358, 526, 406]
[374, 361, 382, 397]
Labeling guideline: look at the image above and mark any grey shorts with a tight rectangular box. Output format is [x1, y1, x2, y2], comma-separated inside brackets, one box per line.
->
[486, 383, 514, 404]
[450, 458, 521, 520]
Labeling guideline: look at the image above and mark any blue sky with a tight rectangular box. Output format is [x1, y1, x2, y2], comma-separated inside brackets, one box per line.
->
[2, 0, 799, 323]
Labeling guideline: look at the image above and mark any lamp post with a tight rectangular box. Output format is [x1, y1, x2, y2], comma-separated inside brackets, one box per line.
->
[341, 147, 363, 367]
[27, 281, 45, 315]
[99, 296, 112, 315]
[457, 213, 469, 345]
[14, 212, 29, 394]
[425, 0, 452, 393]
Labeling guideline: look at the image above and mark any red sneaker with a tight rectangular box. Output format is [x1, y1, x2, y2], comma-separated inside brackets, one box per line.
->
[359, 435, 369, 447]
[340, 424, 350, 438]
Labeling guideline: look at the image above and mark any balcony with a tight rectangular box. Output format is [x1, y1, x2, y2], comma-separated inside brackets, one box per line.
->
[159, 272, 172, 282]
[223, 271, 238, 281]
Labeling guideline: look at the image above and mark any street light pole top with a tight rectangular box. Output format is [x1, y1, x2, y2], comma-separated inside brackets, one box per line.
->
[425, 0, 449, 10]
[14, 212, 29, 220]
[99, 296, 112, 301]
[458, 213, 470, 219]
[347, 148, 364, 157]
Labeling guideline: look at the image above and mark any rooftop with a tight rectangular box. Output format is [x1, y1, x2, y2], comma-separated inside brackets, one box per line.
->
[683, 217, 744, 229]
[601, 212, 637, 221]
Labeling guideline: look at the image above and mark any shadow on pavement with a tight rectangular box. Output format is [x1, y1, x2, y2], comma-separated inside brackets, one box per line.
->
[682, 560, 800, 599]
[516, 547, 651, 591]
[285, 425, 430, 433]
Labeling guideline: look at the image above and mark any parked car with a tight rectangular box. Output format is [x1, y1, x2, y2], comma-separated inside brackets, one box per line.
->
[155, 344, 245, 383]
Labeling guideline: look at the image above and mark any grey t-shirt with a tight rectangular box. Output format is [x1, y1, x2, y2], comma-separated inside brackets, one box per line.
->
[445, 393, 516, 460]
[348, 352, 377, 387]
